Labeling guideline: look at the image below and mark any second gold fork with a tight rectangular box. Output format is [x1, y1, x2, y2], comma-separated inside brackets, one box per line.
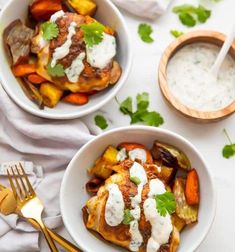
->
[7, 163, 58, 252]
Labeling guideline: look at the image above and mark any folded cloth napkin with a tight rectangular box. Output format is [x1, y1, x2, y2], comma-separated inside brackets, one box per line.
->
[0, 85, 94, 252]
[111, 0, 172, 19]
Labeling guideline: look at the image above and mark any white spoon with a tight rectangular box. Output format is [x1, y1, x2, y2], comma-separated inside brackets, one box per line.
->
[210, 23, 235, 79]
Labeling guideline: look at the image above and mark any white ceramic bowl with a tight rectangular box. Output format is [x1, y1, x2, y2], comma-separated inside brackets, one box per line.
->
[0, 0, 132, 119]
[60, 126, 216, 252]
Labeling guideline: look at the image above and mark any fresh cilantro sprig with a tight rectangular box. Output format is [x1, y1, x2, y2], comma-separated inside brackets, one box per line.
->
[155, 192, 176, 217]
[81, 22, 105, 47]
[95, 115, 108, 130]
[116, 92, 164, 127]
[123, 209, 134, 225]
[170, 30, 184, 38]
[138, 24, 154, 43]
[222, 129, 235, 159]
[42, 22, 59, 41]
[47, 63, 65, 77]
[173, 4, 211, 27]
[130, 176, 141, 185]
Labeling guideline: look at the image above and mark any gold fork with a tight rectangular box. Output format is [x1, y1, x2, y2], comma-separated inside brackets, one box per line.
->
[0, 183, 81, 252]
[7, 163, 58, 252]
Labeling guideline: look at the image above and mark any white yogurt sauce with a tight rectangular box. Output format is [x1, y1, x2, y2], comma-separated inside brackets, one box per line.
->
[143, 179, 173, 252]
[50, 10, 65, 23]
[129, 162, 148, 251]
[105, 184, 125, 227]
[117, 148, 127, 161]
[86, 33, 116, 69]
[167, 43, 235, 111]
[129, 148, 147, 163]
[51, 22, 77, 67]
[65, 52, 85, 83]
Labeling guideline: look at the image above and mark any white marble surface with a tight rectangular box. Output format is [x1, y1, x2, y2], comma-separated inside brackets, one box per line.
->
[1, 0, 234, 251]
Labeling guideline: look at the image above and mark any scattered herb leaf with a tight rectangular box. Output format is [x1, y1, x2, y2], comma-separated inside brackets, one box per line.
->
[123, 209, 134, 225]
[170, 30, 184, 38]
[173, 4, 211, 27]
[130, 176, 141, 185]
[42, 21, 59, 41]
[138, 23, 154, 43]
[222, 129, 235, 159]
[47, 63, 65, 77]
[140, 111, 164, 127]
[119, 97, 133, 115]
[155, 192, 176, 217]
[81, 22, 105, 47]
[95, 115, 108, 130]
[118, 92, 164, 127]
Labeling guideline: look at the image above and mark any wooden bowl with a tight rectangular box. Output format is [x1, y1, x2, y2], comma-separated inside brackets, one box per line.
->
[158, 30, 235, 122]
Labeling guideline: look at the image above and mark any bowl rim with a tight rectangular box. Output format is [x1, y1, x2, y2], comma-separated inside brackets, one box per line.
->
[60, 125, 217, 252]
[0, 0, 132, 120]
[158, 30, 235, 122]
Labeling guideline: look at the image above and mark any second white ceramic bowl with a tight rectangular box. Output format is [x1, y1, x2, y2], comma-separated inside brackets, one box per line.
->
[60, 126, 216, 252]
[0, 0, 132, 119]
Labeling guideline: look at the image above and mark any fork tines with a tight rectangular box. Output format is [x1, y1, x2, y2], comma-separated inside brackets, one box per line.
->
[7, 163, 35, 201]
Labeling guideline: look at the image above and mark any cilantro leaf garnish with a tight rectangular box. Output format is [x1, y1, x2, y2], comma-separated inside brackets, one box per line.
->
[130, 176, 141, 185]
[42, 21, 59, 41]
[140, 111, 164, 127]
[117, 92, 164, 128]
[170, 30, 184, 38]
[123, 209, 134, 225]
[222, 129, 235, 159]
[95, 115, 108, 130]
[155, 192, 176, 217]
[81, 22, 105, 47]
[173, 4, 211, 27]
[47, 63, 65, 77]
[137, 92, 149, 111]
[118, 97, 133, 115]
[138, 24, 154, 43]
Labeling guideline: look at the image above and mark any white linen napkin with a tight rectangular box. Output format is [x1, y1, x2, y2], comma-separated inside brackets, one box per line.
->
[111, 0, 172, 19]
[0, 85, 94, 251]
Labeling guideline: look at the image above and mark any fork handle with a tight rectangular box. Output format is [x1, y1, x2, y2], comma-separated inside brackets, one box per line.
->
[36, 219, 59, 252]
[28, 218, 81, 251]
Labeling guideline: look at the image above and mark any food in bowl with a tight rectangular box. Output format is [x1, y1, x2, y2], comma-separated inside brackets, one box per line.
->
[3, 0, 121, 109]
[83, 140, 200, 252]
[167, 42, 235, 112]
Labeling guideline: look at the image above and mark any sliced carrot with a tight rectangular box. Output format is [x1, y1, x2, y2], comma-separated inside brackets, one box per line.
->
[30, 0, 62, 21]
[63, 93, 89, 105]
[12, 64, 36, 77]
[185, 169, 200, 205]
[117, 142, 153, 163]
[28, 74, 47, 84]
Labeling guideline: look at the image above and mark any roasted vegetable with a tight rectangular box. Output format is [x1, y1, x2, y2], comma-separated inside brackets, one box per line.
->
[63, 93, 89, 105]
[39, 83, 63, 108]
[86, 177, 104, 194]
[156, 161, 176, 184]
[171, 213, 186, 232]
[21, 78, 44, 109]
[169, 227, 180, 252]
[12, 64, 36, 77]
[28, 74, 47, 84]
[89, 146, 119, 179]
[67, 0, 97, 16]
[185, 169, 200, 205]
[110, 61, 122, 85]
[30, 0, 62, 21]
[173, 178, 198, 224]
[117, 142, 153, 163]
[3, 20, 34, 65]
[151, 141, 191, 170]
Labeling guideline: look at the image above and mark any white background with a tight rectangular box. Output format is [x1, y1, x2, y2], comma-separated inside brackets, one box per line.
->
[1, 0, 234, 251]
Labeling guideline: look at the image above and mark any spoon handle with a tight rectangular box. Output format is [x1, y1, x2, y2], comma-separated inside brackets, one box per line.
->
[211, 23, 235, 76]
